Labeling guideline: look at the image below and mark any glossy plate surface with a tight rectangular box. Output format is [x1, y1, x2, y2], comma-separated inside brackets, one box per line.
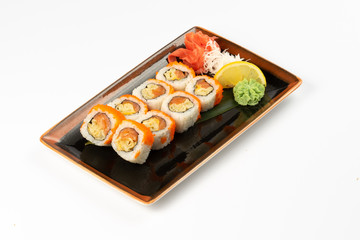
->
[40, 26, 302, 204]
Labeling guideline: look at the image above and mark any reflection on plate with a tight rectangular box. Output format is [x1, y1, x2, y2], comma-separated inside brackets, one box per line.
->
[40, 26, 302, 204]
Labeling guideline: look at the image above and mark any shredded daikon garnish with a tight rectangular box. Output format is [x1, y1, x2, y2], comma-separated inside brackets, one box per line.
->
[203, 40, 244, 75]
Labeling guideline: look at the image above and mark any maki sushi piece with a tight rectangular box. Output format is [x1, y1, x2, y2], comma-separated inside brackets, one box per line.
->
[107, 94, 148, 121]
[132, 79, 174, 110]
[155, 61, 195, 91]
[161, 91, 201, 133]
[80, 104, 125, 146]
[111, 119, 154, 164]
[185, 75, 223, 112]
[137, 110, 176, 150]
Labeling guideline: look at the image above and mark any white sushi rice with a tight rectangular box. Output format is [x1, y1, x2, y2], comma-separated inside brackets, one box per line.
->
[111, 120, 152, 164]
[156, 63, 194, 91]
[185, 75, 220, 112]
[107, 95, 147, 121]
[137, 110, 175, 150]
[132, 79, 173, 110]
[161, 91, 200, 133]
[80, 108, 117, 146]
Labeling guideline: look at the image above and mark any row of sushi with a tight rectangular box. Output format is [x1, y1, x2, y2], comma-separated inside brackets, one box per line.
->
[80, 61, 223, 164]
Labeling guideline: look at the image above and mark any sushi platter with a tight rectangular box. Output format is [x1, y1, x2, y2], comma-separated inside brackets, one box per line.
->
[40, 26, 302, 204]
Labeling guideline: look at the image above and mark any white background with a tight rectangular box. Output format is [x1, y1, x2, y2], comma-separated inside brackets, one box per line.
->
[1, 0, 359, 239]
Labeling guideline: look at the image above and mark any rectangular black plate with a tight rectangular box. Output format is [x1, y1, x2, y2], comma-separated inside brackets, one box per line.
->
[41, 26, 302, 204]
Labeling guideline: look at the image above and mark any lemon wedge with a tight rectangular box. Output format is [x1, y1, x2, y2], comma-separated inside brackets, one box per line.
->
[214, 61, 266, 88]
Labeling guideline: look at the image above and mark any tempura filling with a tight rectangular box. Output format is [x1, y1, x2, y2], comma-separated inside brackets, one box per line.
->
[87, 113, 111, 141]
[194, 79, 213, 96]
[115, 127, 139, 152]
[168, 96, 194, 113]
[141, 84, 166, 100]
[163, 68, 189, 81]
[115, 100, 140, 115]
[142, 116, 166, 132]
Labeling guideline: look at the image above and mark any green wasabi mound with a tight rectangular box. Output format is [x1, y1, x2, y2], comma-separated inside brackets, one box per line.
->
[233, 79, 265, 106]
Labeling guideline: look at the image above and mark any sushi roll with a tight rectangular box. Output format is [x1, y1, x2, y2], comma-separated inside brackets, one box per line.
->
[185, 75, 223, 112]
[155, 61, 195, 91]
[111, 119, 154, 164]
[107, 94, 148, 121]
[80, 104, 125, 146]
[161, 91, 201, 133]
[132, 79, 174, 110]
[137, 110, 176, 150]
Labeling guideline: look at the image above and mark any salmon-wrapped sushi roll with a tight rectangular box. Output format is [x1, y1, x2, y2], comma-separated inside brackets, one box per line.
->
[80, 104, 125, 146]
[111, 119, 154, 164]
[137, 110, 176, 150]
[156, 61, 195, 91]
[161, 91, 201, 133]
[132, 79, 174, 110]
[185, 75, 223, 112]
[107, 94, 148, 121]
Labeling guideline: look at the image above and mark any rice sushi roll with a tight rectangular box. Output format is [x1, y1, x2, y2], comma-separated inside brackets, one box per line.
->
[185, 75, 223, 112]
[160, 91, 201, 133]
[107, 94, 148, 121]
[132, 79, 174, 110]
[80, 104, 125, 146]
[137, 110, 176, 150]
[111, 119, 154, 164]
[155, 61, 195, 91]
